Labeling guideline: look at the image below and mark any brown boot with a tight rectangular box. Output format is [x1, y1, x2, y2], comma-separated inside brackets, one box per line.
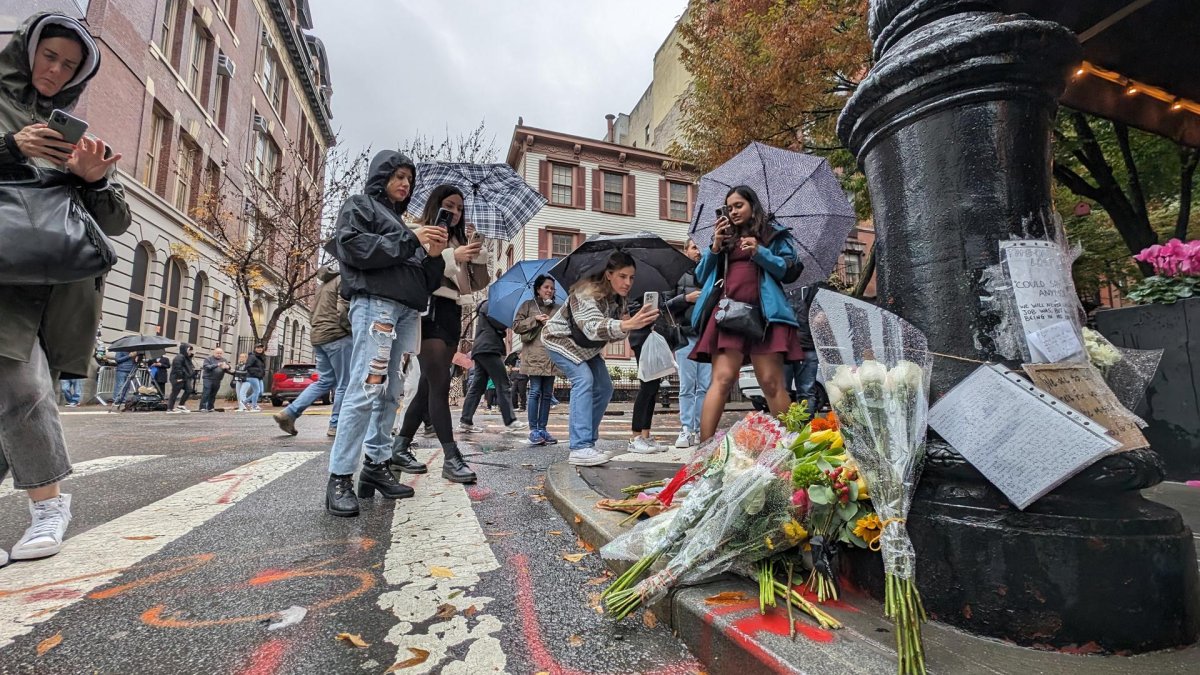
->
[273, 411, 297, 436]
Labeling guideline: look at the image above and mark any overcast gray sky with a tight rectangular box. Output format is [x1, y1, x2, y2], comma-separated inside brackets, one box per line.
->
[308, 0, 688, 161]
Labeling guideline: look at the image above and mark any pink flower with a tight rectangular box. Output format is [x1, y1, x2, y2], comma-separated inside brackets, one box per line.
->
[792, 489, 810, 516]
[1134, 239, 1200, 278]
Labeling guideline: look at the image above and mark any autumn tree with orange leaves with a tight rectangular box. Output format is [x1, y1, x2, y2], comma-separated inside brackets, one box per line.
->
[675, 0, 871, 202]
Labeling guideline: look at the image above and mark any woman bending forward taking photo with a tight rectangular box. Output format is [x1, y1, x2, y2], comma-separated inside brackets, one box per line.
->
[543, 252, 658, 467]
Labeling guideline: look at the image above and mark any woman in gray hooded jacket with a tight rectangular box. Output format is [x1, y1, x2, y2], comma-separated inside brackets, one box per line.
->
[0, 13, 130, 567]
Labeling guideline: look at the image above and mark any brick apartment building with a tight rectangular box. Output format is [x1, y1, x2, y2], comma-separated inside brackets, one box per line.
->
[1, 0, 336, 393]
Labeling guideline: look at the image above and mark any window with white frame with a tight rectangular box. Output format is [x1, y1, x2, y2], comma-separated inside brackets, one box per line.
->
[602, 172, 624, 212]
[669, 182, 689, 221]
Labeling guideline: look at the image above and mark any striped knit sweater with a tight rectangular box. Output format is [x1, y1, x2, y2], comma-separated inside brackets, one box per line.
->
[542, 291, 627, 364]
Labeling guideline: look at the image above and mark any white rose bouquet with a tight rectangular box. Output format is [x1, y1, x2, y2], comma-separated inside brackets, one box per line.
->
[809, 290, 933, 675]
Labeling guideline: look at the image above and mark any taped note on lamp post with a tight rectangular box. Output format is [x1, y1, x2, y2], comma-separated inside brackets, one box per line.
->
[929, 364, 1120, 510]
[1000, 240, 1083, 363]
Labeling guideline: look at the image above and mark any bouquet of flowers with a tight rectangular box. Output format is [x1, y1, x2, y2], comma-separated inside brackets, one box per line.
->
[600, 414, 839, 628]
[1128, 238, 1200, 304]
[810, 290, 932, 675]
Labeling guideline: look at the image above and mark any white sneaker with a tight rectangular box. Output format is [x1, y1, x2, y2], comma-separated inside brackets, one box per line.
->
[505, 421, 529, 433]
[675, 428, 694, 449]
[568, 447, 610, 466]
[251, 406, 262, 412]
[458, 423, 485, 434]
[627, 436, 662, 454]
[177, 407, 190, 413]
[166, 409, 180, 414]
[10, 494, 72, 560]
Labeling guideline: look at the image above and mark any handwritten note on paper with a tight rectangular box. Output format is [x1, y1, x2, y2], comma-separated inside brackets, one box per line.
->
[1023, 363, 1149, 453]
[929, 364, 1120, 510]
[1026, 321, 1084, 363]
[1000, 241, 1081, 363]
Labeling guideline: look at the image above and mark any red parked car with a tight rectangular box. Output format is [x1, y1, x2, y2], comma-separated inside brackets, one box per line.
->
[270, 363, 330, 407]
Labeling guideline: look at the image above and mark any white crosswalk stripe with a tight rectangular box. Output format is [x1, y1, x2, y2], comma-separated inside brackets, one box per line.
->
[0, 455, 163, 499]
[377, 447, 507, 674]
[0, 451, 319, 649]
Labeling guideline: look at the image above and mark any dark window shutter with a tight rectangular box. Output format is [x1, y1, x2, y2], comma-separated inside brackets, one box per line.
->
[658, 180, 668, 220]
[574, 232, 585, 250]
[538, 160, 551, 200]
[687, 183, 697, 222]
[624, 174, 636, 216]
[591, 169, 602, 212]
[573, 166, 586, 208]
[538, 228, 548, 259]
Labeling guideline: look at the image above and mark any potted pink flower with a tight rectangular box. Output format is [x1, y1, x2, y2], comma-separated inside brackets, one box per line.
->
[1095, 238, 1200, 480]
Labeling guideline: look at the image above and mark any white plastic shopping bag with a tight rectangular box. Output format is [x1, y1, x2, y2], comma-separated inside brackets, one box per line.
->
[637, 330, 678, 381]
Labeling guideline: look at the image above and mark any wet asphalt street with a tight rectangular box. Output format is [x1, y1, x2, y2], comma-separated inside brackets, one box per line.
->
[0, 402, 720, 675]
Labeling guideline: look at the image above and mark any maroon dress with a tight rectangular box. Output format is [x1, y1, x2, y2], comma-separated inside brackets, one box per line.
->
[690, 246, 805, 364]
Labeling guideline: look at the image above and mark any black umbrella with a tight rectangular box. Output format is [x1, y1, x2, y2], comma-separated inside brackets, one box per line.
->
[548, 232, 694, 300]
[107, 334, 181, 353]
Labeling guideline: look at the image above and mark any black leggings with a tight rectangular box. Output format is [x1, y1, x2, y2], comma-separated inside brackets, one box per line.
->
[631, 343, 661, 432]
[399, 338, 456, 445]
[168, 379, 194, 408]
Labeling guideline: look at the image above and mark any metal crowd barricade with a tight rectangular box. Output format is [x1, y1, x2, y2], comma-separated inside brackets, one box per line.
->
[95, 365, 115, 405]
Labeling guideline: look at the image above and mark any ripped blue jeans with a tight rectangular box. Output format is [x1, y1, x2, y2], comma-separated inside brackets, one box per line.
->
[327, 295, 420, 476]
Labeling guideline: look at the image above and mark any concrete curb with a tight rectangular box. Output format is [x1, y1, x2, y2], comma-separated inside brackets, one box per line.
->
[545, 461, 1200, 675]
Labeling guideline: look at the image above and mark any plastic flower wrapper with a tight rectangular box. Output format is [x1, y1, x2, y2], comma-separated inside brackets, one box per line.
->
[1081, 327, 1163, 419]
[604, 448, 840, 629]
[809, 289, 931, 675]
[601, 414, 786, 586]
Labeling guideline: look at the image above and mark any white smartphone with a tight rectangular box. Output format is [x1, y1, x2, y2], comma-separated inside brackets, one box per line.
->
[642, 291, 659, 310]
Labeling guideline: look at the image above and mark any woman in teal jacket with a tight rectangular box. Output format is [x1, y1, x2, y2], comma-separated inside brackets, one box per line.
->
[690, 185, 803, 440]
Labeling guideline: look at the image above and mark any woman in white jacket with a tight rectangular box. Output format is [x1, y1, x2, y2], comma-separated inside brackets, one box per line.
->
[390, 185, 489, 483]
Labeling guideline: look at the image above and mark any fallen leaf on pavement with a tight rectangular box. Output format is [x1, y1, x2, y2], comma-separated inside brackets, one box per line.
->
[586, 575, 610, 586]
[643, 610, 659, 629]
[448, 590, 464, 599]
[530, 495, 547, 503]
[587, 592, 604, 615]
[548, 530, 563, 536]
[429, 566, 455, 579]
[506, 492, 518, 496]
[577, 538, 596, 553]
[704, 591, 752, 606]
[36, 632, 62, 656]
[562, 553, 588, 563]
[574, 515, 583, 524]
[464, 605, 478, 618]
[434, 603, 457, 620]
[386, 647, 431, 671]
[122, 536, 156, 541]
[335, 632, 370, 648]
[567, 634, 584, 647]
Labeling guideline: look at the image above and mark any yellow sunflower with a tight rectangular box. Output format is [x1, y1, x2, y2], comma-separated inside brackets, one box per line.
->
[854, 513, 882, 547]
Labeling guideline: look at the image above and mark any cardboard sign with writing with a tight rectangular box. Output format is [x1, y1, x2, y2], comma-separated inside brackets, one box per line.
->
[1023, 363, 1148, 453]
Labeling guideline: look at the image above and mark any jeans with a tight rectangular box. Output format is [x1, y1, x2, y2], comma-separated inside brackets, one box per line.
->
[0, 342, 71, 489]
[285, 335, 352, 428]
[794, 350, 819, 416]
[199, 379, 222, 410]
[239, 377, 263, 409]
[460, 353, 515, 426]
[113, 369, 133, 403]
[60, 378, 82, 405]
[676, 337, 711, 433]
[328, 295, 420, 476]
[547, 351, 612, 450]
[526, 375, 554, 430]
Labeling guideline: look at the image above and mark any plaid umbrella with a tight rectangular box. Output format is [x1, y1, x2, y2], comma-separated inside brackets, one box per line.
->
[549, 232, 694, 300]
[689, 142, 856, 287]
[409, 163, 547, 241]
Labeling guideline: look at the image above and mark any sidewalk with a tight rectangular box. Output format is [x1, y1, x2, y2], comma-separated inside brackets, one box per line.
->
[546, 457, 1200, 675]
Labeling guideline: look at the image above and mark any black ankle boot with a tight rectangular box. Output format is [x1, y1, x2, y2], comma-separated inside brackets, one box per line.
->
[389, 435, 427, 475]
[441, 443, 477, 484]
[358, 460, 415, 499]
[326, 474, 359, 517]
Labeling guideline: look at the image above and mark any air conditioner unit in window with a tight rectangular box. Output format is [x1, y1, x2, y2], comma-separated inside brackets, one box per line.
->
[216, 53, 235, 78]
[260, 29, 275, 50]
[252, 114, 269, 134]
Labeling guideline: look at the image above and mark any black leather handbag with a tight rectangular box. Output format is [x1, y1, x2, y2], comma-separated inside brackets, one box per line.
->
[715, 297, 766, 341]
[0, 165, 116, 285]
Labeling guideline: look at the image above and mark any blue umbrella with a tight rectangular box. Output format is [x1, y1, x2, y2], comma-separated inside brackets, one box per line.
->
[487, 259, 568, 327]
[410, 163, 548, 241]
[689, 142, 856, 287]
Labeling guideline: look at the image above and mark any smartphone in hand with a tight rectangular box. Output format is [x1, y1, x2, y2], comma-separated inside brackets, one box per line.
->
[49, 109, 88, 144]
[642, 291, 659, 310]
[715, 205, 729, 221]
[434, 208, 455, 229]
